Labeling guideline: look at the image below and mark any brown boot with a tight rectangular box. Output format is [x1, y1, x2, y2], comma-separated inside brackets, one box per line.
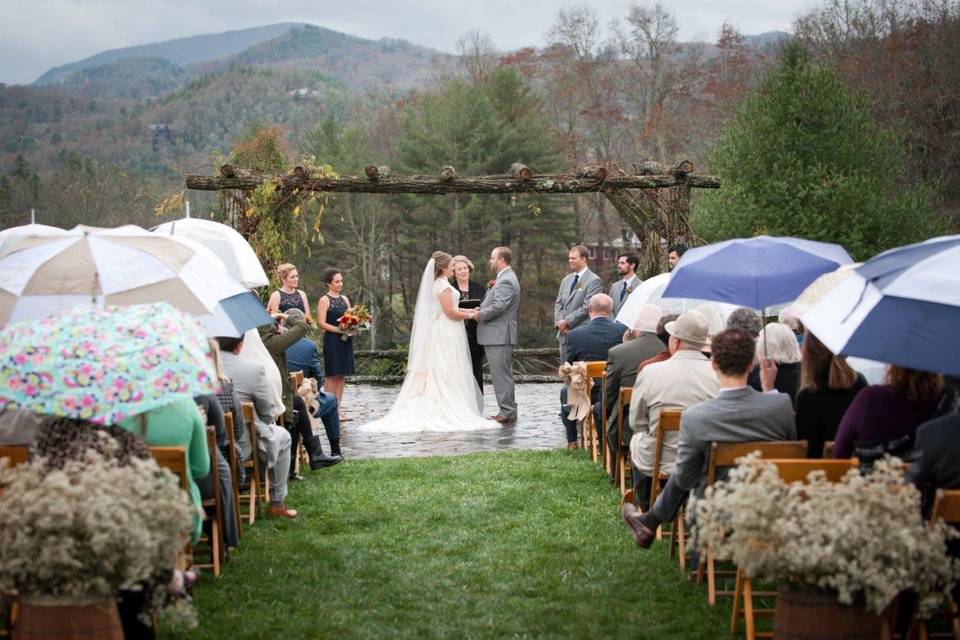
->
[267, 503, 298, 519]
[567, 442, 579, 450]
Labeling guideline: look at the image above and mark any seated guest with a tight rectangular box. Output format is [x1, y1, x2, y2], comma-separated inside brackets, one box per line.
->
[622, 329, 796, 547]
[725, 307, 762, 338]
[833, 365, 944, 459]
[795, 332, 867, 458]
[216, 334, 299, 519]
[908, 414, 960, 518]
[749, 322, 803, 403]
[603, 304, 665, 464]
[283, 310, 344, 459]
[192, 392, 239, 549]
[118, 398, 210, 542]
[637, 314, 678, 373]
[260, 309, 342, 466]
[628, 310, 720, 509]
[559, 294, 628, 449]
[211, 339, 252, 469]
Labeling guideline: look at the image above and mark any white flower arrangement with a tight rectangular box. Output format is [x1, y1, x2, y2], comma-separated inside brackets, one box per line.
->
[692, 454, 960, 615]
[0, 450, 196, 624]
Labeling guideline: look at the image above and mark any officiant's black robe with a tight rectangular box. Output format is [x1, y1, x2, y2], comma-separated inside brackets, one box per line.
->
[453, 278, 487, 391]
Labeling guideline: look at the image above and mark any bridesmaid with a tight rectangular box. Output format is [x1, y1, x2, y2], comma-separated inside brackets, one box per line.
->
[451, 255, 486, 391]
[316, 267, 356, 420]
[267, 263, 312, 321]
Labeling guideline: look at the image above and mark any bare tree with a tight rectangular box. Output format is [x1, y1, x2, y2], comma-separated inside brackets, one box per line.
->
[456, 30, 498, 83]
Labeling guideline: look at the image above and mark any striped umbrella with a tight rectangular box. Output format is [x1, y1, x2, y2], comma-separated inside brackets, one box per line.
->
[802, 235, 960, 376]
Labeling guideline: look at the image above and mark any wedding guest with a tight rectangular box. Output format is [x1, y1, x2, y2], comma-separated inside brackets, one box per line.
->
[558, 294, 626, 449]
[628, 310, 719, 509]
[211, 340, 251, 486]
[832, 365, 944, 459]
[118, 398, 210, 542]
[451, 254, 487, 391]
[908, 414, 960, 517]
[603, 304, 664, 466]
[216, 334, 299, 519]
[636, 314, 678, 373]
[192, 392, 239, 548]
[267, 263, 312, 322]
[794, 332, 867, 458]
[554, 245, 603, 363]
[610, 252, 641, 317]
[726, 307, 762, 338]
[667, 243, 687, 272]
[260, 308, 342, 465]
[622, 328, 796, 548]
[779, 306, 805, 346]
[317, 267, 356, 420]
[749, 322, 803, 403]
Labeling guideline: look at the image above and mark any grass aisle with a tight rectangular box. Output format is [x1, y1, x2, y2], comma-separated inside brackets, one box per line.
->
[166, 450, 732, 639]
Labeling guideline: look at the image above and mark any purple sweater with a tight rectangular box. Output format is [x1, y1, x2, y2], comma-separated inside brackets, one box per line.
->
[833, 384, 940, 458]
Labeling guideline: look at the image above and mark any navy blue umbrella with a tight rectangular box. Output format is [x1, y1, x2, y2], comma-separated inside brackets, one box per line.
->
[663, 236, 853, 310]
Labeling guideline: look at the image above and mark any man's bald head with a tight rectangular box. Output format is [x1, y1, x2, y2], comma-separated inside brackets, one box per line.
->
[588, 293, 613, 318]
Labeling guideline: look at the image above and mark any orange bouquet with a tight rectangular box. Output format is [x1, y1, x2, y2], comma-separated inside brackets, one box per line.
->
[337, 304, 372, 342]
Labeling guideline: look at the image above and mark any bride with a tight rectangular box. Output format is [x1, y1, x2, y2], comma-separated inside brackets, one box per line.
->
[358, 252, 498, 432]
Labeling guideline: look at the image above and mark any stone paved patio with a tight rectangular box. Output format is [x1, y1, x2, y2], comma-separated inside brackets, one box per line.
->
[334, 382, 567, 459]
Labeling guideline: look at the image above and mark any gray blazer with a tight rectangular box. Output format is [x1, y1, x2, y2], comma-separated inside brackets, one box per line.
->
[477, 267, 520, 346]
[603, 332, 665, 433]
[673, 387, 796, 494]
[554, 268, 603, 332]
[610, 275, 641, 317]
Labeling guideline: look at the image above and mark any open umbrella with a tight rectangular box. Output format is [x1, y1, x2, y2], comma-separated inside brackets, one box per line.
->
[0, 303, 217, 425]
[0, 223, 64, 256]
[801, 235, 960, 376]
[153, 217, 269, 288]
[0, 225, 271, 335]
[663, 236, 853, 309]
[615, 272, 737, 331]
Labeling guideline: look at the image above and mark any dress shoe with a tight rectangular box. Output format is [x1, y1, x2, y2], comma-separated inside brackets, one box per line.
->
[267, 503, 298, 519]
[489, 415, 506, 423]
[621, 502, 655, 548]
[567, 442, 579, 450]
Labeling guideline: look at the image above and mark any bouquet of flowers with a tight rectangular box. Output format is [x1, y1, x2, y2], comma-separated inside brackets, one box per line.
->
[337, 304, 373, 342]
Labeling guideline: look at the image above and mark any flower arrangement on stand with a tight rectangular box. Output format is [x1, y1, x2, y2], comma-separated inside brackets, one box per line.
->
[691, 454, 960, 631]
[0, 449, 197, 635]
[337, 304, 372, 342]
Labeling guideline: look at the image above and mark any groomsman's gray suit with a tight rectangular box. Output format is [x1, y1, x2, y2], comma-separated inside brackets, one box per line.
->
[610, 275, 641, 317]
[477, 266, 520, 421]
[554, 268, 603, 362]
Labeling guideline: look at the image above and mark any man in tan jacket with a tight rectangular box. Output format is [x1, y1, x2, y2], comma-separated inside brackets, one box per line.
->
[628, 310, 719, 509]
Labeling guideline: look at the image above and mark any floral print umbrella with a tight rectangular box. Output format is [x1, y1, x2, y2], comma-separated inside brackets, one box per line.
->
[0, 303, 217, 425]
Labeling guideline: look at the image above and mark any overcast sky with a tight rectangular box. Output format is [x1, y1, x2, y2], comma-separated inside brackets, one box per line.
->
[0, 0, 821, 85]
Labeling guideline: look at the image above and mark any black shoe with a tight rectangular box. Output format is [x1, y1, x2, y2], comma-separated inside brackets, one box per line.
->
[304, 435, 342, 470]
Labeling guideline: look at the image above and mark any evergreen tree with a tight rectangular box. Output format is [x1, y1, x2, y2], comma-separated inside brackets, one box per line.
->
[693, 43, 945, 260]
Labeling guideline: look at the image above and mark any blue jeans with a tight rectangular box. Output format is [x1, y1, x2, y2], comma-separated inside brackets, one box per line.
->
[313, 390, 340, 442]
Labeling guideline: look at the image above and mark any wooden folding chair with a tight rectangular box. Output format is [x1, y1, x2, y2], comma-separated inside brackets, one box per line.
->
[822, 440, 835, 458]
[223, 412, 242, 541]
[149, 446, 194, 568]
[579, 361, 606, 461]
[194, 427, 222, 577]
[730, 457, 858, 640]
[239, 402, 267, 524]
[0, 446, 28, 468]
[650, 409, 683, 543]
[910, 489, 960, 640]
[700, 440, 809, 605]
[616, 387, 632, 495]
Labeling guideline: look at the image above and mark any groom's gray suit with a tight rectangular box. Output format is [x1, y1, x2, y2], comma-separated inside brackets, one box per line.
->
[477, 266, 520, 421]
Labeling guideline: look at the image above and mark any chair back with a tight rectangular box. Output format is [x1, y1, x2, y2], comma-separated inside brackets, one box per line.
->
[0, 446, 29, 468]
[764, 458, 858, 483]
[707, 440, 808, 486]
[650, 408, 685, 506]
[584, 361, 606, 379]
[822, 440, 834, 458]
[930, 489, 960, 526]
[149, 446, 190, 493]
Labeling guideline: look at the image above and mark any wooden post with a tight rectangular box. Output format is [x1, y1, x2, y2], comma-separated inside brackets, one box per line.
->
[439, 165, 456, 181]
[510, 162, 533, 181]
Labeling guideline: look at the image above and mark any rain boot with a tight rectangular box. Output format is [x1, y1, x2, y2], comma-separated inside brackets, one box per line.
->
[305, 435, 341, 470]
[330, 438, 342, 458]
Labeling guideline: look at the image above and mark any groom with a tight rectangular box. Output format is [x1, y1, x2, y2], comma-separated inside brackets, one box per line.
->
[477, 246, 520, 424]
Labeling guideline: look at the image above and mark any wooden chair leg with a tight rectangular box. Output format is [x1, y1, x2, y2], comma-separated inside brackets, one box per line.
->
[707, 548, 717, 604]
[743, 575, 755, 640]
[676, 510, 687, 573]
[211, 521, 221, 578]
[731, 567, 743, 635]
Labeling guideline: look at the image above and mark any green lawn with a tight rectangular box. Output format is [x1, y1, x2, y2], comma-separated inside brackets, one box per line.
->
[163, 450, 733, 639]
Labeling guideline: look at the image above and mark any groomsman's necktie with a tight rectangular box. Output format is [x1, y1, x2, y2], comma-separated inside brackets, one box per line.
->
[569, 273, 579, 295]
[619, 281, 628, 303]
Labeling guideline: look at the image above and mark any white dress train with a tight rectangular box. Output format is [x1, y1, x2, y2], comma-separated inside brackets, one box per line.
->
[358, 274, 497, 433]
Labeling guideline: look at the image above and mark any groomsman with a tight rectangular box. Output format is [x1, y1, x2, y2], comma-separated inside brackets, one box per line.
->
[610, 252, 641, 317]
[554, 245, 603, 363]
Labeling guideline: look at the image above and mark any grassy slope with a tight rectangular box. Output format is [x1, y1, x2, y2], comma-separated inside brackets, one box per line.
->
[164, 451, 731, 639]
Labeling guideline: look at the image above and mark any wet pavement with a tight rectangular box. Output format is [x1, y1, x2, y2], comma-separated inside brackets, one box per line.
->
[335, 382, 568, 459]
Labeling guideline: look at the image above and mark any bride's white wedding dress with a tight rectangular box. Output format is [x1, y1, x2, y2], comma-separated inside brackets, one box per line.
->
[358, 259, 497, 433]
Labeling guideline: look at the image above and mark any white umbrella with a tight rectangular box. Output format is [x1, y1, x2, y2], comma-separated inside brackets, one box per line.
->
[616, 272, 737, 331]
[0, 223, 65, 256]
[0, 225, 270, 335]
[153, 217, 269, 288]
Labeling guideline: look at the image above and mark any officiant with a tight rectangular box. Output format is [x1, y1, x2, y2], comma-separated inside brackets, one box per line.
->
[452, 255, 487, 391]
